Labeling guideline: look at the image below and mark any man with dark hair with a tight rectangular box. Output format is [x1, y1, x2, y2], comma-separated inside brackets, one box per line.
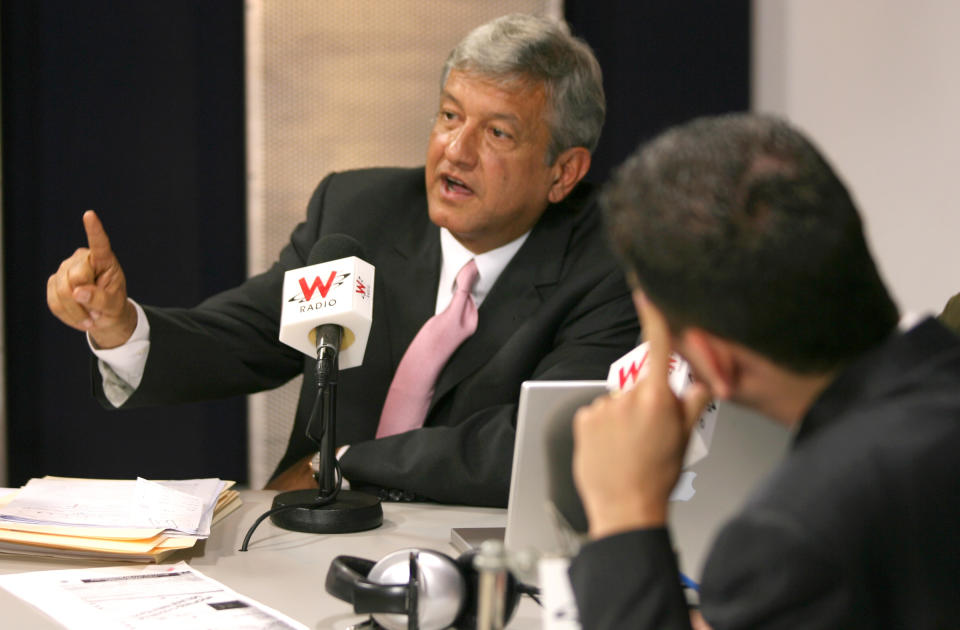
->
[46, 14, 638, 507]
[569, 113, 960, 628]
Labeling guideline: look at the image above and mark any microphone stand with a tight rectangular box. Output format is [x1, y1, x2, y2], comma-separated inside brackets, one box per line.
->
[269, 325, 383, 534]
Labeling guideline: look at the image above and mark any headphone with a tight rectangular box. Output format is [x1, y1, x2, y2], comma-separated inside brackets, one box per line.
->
[325, 547, 524, 630]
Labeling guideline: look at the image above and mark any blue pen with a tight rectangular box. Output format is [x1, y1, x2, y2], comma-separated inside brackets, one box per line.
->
[680, 572, 700, 592]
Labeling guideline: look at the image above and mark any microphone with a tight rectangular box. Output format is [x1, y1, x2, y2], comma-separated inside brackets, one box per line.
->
[606, 343, 719, 468]
[278, 234, 374, 383]
[268, 234, 383, 536]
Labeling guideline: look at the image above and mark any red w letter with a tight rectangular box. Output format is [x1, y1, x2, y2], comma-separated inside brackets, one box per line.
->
[299, 271, 337, 300]
[618, 354, 647, 389]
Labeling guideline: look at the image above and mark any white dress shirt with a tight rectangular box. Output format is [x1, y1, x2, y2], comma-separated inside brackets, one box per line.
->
[435, 227, 528, 314]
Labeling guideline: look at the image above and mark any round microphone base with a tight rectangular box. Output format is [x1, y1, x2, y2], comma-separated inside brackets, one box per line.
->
[270, 489, 383, 534]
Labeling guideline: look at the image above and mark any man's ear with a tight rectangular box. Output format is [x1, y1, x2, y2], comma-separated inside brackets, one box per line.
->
[679, 327, 738, 401]
[547, 147, 591, 203]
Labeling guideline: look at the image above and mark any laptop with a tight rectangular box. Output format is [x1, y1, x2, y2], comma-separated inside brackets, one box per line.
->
[450, 380, 608, 557]
[452, 385, 792, 585]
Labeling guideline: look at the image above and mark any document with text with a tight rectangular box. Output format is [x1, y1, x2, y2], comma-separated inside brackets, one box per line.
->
[0, 561, 308, 630]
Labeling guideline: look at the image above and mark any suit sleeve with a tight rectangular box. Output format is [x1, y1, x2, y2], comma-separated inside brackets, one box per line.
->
[339, 268, 639, 507]
[569, 511, 857, 630]
[569, 528, 694, 630]
[92, 175, 336, 408]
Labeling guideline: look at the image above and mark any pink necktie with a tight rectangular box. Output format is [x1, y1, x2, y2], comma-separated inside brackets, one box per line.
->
[376, 259, 479, 438]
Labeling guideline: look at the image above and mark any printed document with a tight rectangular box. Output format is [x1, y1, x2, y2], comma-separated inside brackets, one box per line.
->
[0, 561, 308, 630]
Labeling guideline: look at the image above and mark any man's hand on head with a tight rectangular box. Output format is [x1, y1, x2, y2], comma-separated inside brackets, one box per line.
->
[46, 210, 137, 349]
[572, 294, 710, 539]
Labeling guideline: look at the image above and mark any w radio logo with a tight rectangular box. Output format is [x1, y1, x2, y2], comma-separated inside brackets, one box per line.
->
[618, 352, 678, 389]
[355, 276, 371, 300]
[288, 271, 351, 303]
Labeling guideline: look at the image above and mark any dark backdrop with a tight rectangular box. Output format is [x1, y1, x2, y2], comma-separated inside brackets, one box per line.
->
[565, 1, 751, 184]
[1, 1, 749, 487]
[2, 1, 248, 485]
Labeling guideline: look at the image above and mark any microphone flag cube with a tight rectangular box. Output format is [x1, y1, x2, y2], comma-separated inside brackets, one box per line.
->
[606, 343, 719, 468]
[279, 256, 374, 369]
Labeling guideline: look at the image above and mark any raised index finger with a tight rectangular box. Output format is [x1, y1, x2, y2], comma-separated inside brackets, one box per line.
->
[637, 291, 673, 386]
[82, 210, 114, 268]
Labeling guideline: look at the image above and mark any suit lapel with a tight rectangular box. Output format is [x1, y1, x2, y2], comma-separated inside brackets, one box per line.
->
[429, 202, 575, 410]
[379, 205, 441, 367]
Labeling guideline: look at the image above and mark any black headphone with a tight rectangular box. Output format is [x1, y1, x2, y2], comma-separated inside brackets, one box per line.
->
[325, 547, 524, 630]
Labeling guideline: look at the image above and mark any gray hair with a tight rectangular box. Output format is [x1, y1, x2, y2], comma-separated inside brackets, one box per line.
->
[441, 13, 605, 164]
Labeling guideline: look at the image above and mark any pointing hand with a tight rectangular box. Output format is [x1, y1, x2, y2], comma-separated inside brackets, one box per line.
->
[47, 210, 137, 349]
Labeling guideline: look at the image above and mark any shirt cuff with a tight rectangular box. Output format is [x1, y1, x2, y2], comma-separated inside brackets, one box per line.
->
[88, 299, 150, 406]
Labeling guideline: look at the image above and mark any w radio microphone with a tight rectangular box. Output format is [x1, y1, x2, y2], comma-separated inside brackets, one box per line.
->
[278, 234, 374, 379]
[607, 342, 719, 468]
[266, 233, 382, 536]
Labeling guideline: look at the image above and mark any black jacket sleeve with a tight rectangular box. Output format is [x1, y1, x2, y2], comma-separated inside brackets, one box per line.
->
[570, 528, 693, 630]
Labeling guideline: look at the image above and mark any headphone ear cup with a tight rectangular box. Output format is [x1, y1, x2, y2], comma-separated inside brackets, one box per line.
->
[366, 549, 468, 630]
[452, 549, 521, 630]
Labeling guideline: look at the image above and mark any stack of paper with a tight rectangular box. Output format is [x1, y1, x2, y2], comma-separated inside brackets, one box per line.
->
[0, 477, 241, 562]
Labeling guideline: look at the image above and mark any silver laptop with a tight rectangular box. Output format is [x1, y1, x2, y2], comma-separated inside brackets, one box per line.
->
[450, 380, 607, 557]
[451, 380, 792, 583]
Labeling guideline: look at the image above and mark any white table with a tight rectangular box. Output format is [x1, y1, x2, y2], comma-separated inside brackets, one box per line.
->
[0, 490, 544, 629]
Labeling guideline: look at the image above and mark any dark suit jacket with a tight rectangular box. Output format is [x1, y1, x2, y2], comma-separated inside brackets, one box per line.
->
[96, 167, 639, 507]
[569, 318, 960, 629]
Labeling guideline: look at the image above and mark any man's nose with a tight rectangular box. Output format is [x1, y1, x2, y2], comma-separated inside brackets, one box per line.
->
[445, 124, 479, 168]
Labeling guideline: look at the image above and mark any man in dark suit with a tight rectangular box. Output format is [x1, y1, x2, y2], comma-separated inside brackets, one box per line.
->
[568, 114, 960, 628]
[46, 14, 638, 507]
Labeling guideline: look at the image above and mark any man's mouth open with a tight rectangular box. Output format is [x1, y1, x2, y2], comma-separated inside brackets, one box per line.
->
[443, 175, 474, 197]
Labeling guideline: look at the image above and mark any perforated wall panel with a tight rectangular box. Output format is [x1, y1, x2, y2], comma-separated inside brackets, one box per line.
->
[245, 1, 553, 487]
